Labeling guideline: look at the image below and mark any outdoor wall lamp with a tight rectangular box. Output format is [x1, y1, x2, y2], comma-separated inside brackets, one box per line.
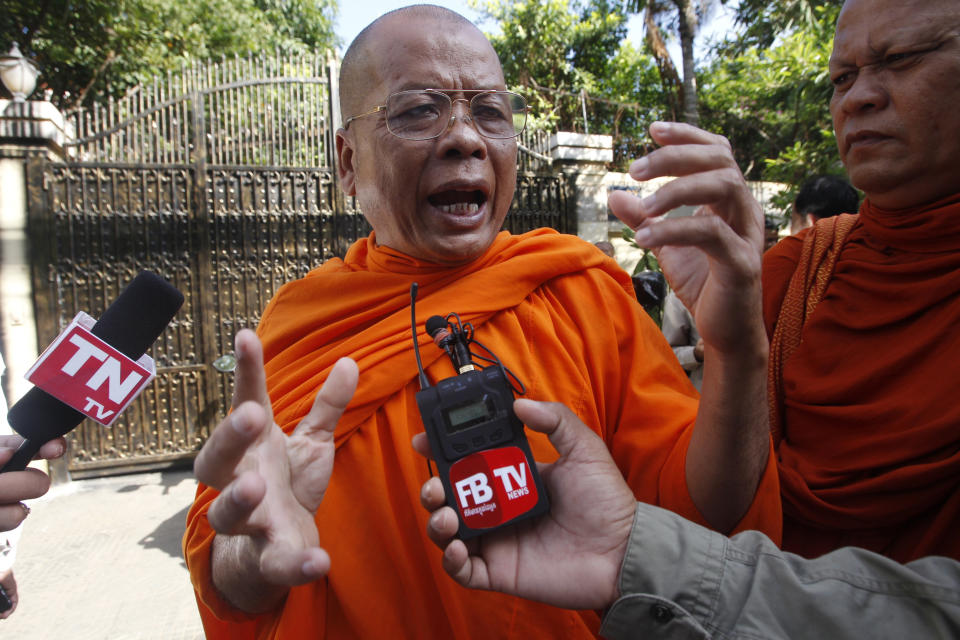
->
[0, 43, 40, 102]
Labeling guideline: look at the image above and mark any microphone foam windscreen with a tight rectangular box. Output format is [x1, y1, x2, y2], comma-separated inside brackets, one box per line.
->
[92, 271, 185, 358]
[425, 315, 448, 338]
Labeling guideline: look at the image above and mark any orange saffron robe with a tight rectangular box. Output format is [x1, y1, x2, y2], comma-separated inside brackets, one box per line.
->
[186, 229, 781, 639]
[764, 194, 960, 563]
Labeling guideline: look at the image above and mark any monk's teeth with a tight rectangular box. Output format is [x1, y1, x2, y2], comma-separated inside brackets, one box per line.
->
[436, 202, 479, 214]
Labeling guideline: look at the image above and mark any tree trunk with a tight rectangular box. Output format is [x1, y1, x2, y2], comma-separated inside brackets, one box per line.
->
[674, 0, 700, 126]
[644, 5, 682, 122]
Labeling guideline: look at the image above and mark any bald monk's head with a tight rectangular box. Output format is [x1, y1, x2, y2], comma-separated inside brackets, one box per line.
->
[335, 6, 524, 265]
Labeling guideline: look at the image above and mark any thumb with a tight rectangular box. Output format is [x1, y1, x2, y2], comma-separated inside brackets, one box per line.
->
[293, 358, 359, 440]
[513, 399, 613, 465]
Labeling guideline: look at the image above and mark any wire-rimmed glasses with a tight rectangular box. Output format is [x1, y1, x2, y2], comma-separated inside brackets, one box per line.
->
[343, 89, 527, 140]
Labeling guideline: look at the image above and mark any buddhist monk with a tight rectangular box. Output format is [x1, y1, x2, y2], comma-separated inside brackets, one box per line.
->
[183, 5, 780, 638]
[764, 0, 960, 562]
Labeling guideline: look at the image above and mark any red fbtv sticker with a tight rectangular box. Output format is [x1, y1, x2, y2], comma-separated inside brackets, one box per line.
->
[25, 312, 156, 427]
[449, 446, 539, 530]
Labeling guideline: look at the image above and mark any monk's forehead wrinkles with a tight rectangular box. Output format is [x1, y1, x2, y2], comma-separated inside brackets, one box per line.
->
[377, 36, 502, 90]
[832, 17, 953, 68]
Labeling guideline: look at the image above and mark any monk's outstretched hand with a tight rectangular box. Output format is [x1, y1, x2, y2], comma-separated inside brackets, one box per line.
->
[607, 121, 764, 356]
[607, 122, 771, 533]
[414, 399, 636, 610]
[193, 329, 358, 612]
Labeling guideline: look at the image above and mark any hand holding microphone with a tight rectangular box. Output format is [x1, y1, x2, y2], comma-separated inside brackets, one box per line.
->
[1, 271, 184, 473]
[413, 398, 637, 610]
[0, 436, 65, 531]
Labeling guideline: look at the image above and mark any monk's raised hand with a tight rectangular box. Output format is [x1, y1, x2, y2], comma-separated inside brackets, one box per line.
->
[194, 329, 358, 608]
[607, 121, 764, 356]
[414, 398, 636, 610]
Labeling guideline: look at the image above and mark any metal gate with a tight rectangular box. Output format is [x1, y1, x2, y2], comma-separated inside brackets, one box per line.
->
[28, 52, 571, 478]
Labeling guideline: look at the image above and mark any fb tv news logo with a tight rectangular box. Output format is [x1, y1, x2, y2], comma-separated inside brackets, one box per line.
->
[449, 446, 539, 529]
[25, 313, 156, 427]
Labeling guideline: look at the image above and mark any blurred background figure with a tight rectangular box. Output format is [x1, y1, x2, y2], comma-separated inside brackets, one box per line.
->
[764, 216, 783, 251]
[631, 271, 666, 326]
[790, 174, 860, 235]
[661, 290, 702, 391]
[594, 240, 616, 258]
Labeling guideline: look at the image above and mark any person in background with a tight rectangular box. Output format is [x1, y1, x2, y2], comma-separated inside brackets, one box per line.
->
[660, 290, 702, 391]
[764, 215, 782, 251]
[594, 240, 616, 258]
[790, 174, 860, 235]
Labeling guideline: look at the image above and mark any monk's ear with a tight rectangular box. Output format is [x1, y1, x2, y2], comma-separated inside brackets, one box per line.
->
[336, 128, 357, 197]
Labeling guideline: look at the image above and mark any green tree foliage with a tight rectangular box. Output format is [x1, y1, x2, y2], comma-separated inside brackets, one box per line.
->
[725, 0, 844, 53]
[700, 4, 844, 213]
[473, 0, 666, 166]
[0, 0, 337, 109]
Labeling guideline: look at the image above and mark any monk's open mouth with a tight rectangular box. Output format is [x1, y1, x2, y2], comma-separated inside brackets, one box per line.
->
[428, 189, 486, 214]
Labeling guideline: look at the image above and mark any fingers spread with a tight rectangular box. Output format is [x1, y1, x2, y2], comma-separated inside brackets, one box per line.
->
[635, 169, 752, 224]
[293, 358, 359, 440]
[633, 215, 757, 285]
[194, 401, 269, 490]
[230, 329, 271, 410]
[206, 471, 266, 535]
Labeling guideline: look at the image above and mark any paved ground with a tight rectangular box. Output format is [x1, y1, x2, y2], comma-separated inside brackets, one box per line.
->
[3, 468, 205, 639]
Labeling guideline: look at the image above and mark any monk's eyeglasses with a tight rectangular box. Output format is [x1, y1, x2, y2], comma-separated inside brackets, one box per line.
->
[343, 89, 528, 141]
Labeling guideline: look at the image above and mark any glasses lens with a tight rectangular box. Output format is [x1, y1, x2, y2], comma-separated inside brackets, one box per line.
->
[471, 92, 526, 139]
[385, 91, 450, 140]
[384, 90, 527, 140]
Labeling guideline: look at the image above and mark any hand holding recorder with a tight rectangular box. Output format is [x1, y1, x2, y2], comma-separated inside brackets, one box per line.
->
[414, 398, 636, 610]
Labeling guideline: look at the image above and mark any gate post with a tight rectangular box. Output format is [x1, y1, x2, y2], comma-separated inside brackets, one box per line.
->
[547, 132, 614, 242]
[0, 95, 69, 479]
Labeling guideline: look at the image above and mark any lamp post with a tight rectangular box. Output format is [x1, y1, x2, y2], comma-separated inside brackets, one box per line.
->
[0, 43, 40, 102]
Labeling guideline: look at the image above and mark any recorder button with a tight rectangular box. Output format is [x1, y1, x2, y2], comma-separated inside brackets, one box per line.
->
[472, 435, 486, 447]
[453, 442, 469, 453]
[490, 428, 504, 443]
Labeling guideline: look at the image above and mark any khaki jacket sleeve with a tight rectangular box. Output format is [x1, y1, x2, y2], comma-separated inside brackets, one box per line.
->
[600, 503, 960, 640]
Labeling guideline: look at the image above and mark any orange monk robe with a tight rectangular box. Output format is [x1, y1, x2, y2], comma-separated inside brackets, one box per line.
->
[764, 193, 960, 563]
[186, 229, 781, 639]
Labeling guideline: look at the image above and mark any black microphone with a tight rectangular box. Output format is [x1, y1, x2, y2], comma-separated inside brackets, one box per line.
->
[1, 271, 184, 473]
[426, 315, 453, 348]
[427, 315, 474, 372]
